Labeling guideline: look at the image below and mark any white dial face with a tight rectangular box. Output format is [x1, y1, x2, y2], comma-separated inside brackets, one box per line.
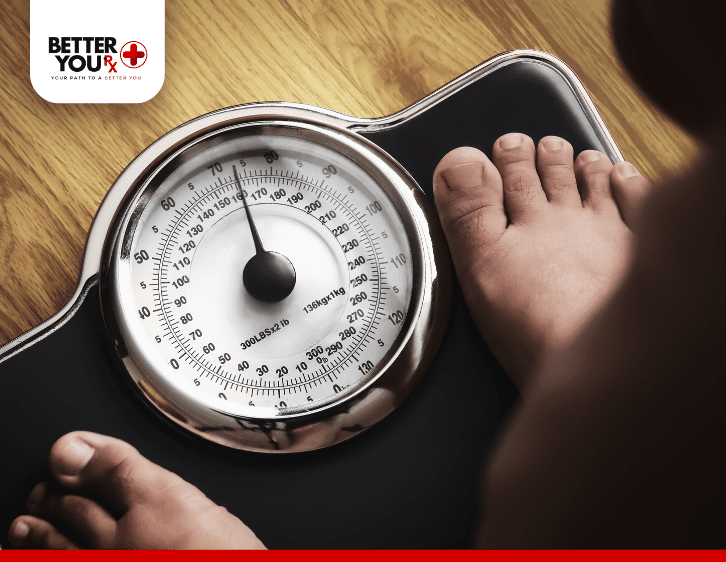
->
[119, 129, 414, 419]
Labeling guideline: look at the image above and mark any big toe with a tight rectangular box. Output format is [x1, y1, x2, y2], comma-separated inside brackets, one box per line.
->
[48, 431, 194, 517]
[433, 146, 507, 281]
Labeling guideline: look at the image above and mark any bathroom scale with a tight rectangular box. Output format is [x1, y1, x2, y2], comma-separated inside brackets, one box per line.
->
[0, 50, 623, 548]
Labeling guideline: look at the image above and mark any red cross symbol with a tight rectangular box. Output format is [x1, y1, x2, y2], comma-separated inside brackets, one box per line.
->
[120, 41, 148, 69]
[123, 44, 144, 65]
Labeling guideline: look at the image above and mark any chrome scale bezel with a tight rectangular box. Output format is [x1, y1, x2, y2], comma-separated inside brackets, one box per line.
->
[102, 118, 451, 452]
[0, 50, 624, 453]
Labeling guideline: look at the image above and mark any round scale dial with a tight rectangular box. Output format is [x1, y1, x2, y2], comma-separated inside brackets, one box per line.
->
[103, 117, 449, 452]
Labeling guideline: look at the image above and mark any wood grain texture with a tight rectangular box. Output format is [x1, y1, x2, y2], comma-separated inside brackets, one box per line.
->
[0, 0, 698, 346]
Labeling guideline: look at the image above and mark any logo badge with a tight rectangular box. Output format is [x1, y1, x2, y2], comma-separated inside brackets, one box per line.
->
[30, 0, 165, 103]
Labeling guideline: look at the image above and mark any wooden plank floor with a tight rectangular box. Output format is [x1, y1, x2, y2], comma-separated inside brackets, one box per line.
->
[0, 0, 697, 345]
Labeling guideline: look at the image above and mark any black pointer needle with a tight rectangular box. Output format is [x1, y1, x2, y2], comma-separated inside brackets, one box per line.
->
[233, 165, 296, 302]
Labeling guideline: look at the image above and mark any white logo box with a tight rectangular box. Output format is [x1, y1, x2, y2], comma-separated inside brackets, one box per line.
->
[30, 0, 165, 103]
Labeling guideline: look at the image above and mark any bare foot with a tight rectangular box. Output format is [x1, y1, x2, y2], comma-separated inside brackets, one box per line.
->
[7, 432, 265, 549]
[433, 134, 651, 390]
[472, 144, 726, 547]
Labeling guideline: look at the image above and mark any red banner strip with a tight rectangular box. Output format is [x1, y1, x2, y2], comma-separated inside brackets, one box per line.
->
[3, 550, 726, 561]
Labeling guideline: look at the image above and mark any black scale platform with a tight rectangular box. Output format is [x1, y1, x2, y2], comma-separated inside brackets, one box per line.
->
[0, 54, 616, 548]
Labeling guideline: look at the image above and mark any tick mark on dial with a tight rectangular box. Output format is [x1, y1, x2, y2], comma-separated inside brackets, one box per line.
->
[233, 164, 296, 302]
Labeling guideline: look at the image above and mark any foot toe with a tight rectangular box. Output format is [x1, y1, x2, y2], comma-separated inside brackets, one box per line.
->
[8, 516, 79, 549]
[433, 146, 507, 279]
[492, 133, 548, 223]
[536, 136, 581, 206]
[48, 431, 193, 516]
[575, 150, 619, 217]
[26, 481, 117, 548]
[610, 161, 652, 228]
[44, 431, 264, 549]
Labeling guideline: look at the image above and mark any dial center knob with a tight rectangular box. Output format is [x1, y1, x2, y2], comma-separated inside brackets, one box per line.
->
[243, 250, 296, 302]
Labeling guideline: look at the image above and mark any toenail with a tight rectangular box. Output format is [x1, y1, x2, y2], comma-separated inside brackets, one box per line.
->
[57, 437, 95, 475]
[542, 137, 563, 151]
[581, 151, 601, 162]
[499, 134, 523, 150]
[440, 162, 484, 190]
[13, 521, 30, 544]
[617, 162, 638, 178]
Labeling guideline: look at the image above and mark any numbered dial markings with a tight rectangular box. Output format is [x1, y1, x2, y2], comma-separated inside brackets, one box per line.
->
[126, 137, 413, 414]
